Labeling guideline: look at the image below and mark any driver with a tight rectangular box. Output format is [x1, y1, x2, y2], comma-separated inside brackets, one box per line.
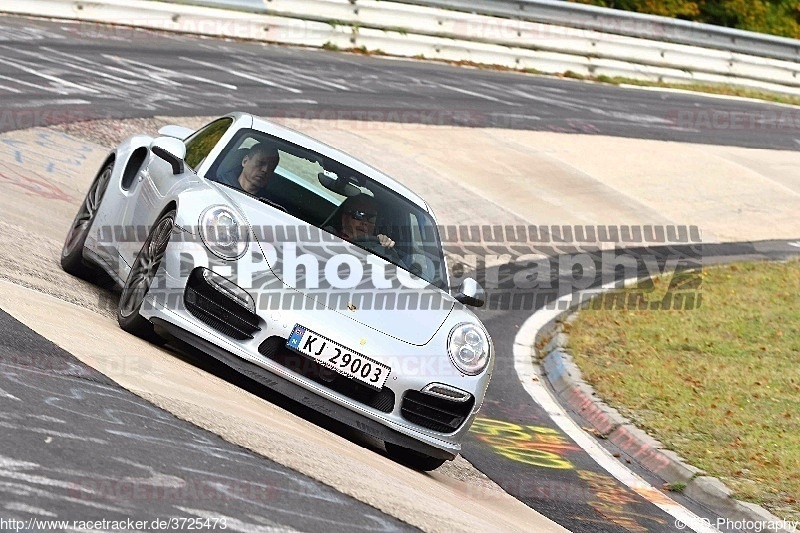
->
[218, 143, 279, 196]
[331, 195, 408, 267]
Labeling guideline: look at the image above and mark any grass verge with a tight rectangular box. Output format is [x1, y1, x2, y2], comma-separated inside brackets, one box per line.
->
[562, 71, 800, 107]
[567, 260, 800, 521]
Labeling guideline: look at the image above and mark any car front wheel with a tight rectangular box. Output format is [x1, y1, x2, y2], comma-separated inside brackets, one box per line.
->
[117, 209, 175, 343]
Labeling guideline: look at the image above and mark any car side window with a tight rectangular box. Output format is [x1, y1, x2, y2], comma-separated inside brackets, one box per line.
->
[183, 118, 234, 170]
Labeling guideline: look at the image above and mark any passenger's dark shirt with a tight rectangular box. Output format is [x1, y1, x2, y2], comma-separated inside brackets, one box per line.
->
[216, 169, 269, 197]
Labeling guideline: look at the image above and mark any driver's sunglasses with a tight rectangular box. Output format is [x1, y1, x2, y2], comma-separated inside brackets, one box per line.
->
[346, 210, 377, 223]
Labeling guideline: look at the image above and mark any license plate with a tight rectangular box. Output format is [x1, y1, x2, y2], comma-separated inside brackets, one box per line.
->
[286, 325, 391, 390]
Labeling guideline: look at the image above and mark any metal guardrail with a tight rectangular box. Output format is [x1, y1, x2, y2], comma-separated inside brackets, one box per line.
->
[398, 0, 800, 63]
[169, 0, 800, 63]
[7, 0, 800, 95]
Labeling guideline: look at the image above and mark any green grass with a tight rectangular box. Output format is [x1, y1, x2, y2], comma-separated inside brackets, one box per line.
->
[568, 260, 800, 520]
[667, 482, 687, 493]
[599, 75, 800, 107]
[556, 71, 800, 107]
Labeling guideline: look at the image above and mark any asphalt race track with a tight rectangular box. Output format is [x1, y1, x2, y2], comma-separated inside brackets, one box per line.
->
[1, 12, 800, 533]
[0, 309, 412, 532]
[1, 15, 800, 150]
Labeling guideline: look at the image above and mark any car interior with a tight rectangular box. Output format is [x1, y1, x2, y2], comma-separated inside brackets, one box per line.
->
[207, 130, 447, 289]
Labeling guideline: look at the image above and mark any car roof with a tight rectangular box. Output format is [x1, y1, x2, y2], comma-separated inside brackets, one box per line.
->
[228, 112, 430, 212]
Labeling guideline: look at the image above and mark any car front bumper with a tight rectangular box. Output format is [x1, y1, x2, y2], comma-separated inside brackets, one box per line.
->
[136, 235, 491, 459]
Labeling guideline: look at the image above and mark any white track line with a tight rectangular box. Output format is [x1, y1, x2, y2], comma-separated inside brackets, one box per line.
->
[0, 387, 21, 401]
[513, 283, 720, 533]
[179, 57, 303, 94]
[0, 57, 100, 95]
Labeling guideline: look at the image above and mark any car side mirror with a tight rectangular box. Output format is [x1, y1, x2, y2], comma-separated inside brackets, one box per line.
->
[150, 137, 186, 175]
[157, 125, 194, 139]
[454, 277, 485, 308]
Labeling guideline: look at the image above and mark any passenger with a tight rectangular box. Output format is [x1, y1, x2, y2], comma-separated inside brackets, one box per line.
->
[218, 143, 279, 196]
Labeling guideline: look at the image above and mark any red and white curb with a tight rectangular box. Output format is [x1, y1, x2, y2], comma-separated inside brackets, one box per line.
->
[514, 281, 720, 533]
[514, 280, 797, 533]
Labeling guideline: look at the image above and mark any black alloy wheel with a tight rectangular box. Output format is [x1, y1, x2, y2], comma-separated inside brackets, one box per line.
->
[117, 209, 176, 343]
[61, 161, 112, 278]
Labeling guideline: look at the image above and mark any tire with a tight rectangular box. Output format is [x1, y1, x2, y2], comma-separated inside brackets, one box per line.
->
[385, 442, 447, 472]
[61, 161, 112, 279]
[116, 209, 175, 344]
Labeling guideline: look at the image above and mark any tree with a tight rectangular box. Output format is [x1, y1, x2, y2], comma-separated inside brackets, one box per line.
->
[566, 0, 800, 38]
[568, 0, 701, 19]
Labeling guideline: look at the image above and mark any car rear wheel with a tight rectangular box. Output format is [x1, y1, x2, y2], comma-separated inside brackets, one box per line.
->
[385, 442, 447, 471]
[61, 161, 112, 279]
[117, 209, 175, 343]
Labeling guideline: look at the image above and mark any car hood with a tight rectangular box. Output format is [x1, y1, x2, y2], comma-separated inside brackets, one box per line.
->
[218, 186, 455, 346]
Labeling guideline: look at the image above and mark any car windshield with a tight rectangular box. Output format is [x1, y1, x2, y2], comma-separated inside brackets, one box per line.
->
[207, 128, 448, 291]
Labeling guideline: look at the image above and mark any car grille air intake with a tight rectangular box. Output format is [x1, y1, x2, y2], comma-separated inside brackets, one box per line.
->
[184, 268, 260, 340]
[401, 390, 475, 433]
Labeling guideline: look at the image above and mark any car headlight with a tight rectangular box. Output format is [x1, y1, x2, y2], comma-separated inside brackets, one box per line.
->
[448, 323, 490, 376]
[199, 206, 247, 260]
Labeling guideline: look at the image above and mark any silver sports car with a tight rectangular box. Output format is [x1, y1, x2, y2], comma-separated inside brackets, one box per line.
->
[61, 112, 493, 470]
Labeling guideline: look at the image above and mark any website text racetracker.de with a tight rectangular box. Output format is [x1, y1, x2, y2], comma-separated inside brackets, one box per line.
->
[0, 517, 227, 531]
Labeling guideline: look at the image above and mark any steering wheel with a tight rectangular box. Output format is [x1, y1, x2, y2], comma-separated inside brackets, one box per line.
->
[351, 235, 384, 253]
[351, 236, 419, 277]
